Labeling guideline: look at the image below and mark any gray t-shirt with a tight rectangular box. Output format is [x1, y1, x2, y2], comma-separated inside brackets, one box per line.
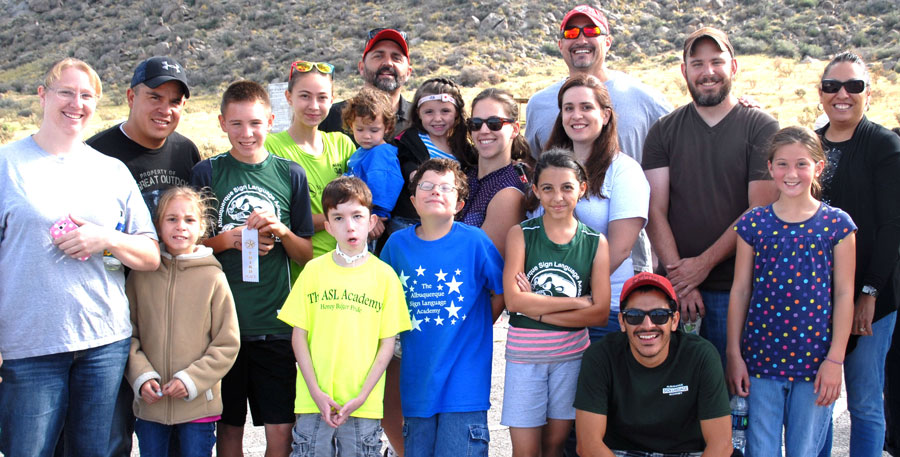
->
[642, 103, 778, 291]
[524, 70, 670, 272]
[0, 137, 157, 360]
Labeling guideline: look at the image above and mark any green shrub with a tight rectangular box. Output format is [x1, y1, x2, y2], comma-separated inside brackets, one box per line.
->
[772, 39, 800, 58]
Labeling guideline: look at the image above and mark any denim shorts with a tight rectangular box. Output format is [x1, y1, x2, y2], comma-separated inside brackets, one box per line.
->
[291, 413, 382, 457]
[500, 359, 581, 427]
[403, 411, 489, 457]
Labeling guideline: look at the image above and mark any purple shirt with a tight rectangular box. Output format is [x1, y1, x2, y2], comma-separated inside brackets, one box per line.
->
[734, 203, 856, 381]
[459, 164, 525, 228]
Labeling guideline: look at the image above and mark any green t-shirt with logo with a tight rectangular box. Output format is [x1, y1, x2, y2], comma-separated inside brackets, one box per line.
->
[509, 216, 601, 331]
[264, 130, 356, 268]
[191, 152, 314, 336]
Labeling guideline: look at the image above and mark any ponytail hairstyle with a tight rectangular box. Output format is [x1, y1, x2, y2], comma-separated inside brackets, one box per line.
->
[410, 77, 475, 168]
[766, 126, 826, 199]
[545, 74, 618, 198]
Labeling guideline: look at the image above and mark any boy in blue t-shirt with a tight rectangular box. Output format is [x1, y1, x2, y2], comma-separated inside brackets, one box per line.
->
[341, 87, 403, 247]
[380, 158, 505, 457]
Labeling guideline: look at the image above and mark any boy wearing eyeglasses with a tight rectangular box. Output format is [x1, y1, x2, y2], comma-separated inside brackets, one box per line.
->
[380, 159, 505, 457]
[573, 272, 732, 456]
[191, 80, 315, 457]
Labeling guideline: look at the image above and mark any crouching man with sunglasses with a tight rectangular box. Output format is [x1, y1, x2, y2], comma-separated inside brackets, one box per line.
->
[573, 273, 733, 457]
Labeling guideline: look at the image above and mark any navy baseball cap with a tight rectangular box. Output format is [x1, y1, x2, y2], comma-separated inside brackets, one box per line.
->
[131, 56, 190, 98]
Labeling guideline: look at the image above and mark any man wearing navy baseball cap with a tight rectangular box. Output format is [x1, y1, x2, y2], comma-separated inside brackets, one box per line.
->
[88, 56, 200, 218]
[573, 272, 732, 456]
[86, 56, 200, 456]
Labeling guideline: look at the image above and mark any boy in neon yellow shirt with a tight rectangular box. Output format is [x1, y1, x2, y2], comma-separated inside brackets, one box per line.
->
[278, 176, 410, 455]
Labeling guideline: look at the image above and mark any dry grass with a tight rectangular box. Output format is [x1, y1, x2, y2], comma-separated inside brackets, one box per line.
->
[3, 54, 899, 153]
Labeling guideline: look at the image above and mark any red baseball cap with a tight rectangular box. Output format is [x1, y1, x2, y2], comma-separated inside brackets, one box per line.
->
[620, 272, 678, 308]
[560, 5, 610, 36]
[363, 28, 409, 59]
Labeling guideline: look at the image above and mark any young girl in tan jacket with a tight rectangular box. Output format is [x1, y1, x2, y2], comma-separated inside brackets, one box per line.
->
[126, 186, 240, 456]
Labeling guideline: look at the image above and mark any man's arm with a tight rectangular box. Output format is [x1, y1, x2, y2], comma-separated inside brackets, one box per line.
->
[699, 416, 733, 457]
[645, 167, 706, 319]
[665, 179, 777, 295]
[575, 410, 615, 457]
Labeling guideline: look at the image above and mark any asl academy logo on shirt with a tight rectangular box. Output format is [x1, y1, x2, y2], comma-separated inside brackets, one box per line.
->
[662, 384, 690, 396]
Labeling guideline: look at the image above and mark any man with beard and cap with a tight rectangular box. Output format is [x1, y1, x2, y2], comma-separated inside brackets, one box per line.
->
[320, 28, 412, 139]
[574, 273, 732, 456]
[642, 27, 778, 367]
[524, 4, 671, 278]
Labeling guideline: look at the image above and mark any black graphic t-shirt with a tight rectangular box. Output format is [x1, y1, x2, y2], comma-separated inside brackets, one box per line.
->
[87, 124, 201, 216]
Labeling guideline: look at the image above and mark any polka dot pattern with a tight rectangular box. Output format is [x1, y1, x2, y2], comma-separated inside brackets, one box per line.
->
[733, 204, 856, 381]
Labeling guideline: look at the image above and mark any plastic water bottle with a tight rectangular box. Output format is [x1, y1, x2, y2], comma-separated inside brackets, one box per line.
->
[731, 395, 749, 454]
[103, 211, 126, 271]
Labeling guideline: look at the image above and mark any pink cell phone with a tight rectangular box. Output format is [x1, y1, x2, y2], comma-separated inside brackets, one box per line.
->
[50, 217, 89, 260]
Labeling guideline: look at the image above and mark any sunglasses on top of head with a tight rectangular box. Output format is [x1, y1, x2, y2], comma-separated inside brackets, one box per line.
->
[367, 28, 408, 42]
[560, 25, 606, 40]
[467, 116, 516, 132]
[820, 79, 866, 94]
[621, 308, 674, 326]
[289, 61, 334, 81]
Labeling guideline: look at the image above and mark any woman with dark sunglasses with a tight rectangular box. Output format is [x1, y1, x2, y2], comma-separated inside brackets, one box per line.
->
[541, 74, 650, 342]
[815, 51, 900, 457]
[457, 88, 529, 256]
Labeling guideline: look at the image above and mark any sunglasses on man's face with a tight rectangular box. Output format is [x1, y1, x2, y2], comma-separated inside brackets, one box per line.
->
[820, 79, 866, 94]
[560, 25, 606, 40]
[289, 61, 334, 81]
[621, 308, 674, 326]
[467, 116, 516, 132]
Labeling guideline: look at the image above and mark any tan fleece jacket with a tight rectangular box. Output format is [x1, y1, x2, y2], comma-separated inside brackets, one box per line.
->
[126, 246, 240, 424]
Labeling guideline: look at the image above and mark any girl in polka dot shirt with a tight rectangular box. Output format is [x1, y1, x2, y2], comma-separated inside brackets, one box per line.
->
[726, 126, 856, 456]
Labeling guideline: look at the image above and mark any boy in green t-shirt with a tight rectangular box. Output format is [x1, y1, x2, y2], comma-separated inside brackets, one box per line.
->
[278, 176, 411, 456]
[191, 80, 315, 457]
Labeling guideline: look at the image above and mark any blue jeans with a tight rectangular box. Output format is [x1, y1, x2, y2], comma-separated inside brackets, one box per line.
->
[588, 308, 621, 342]
[745, 377, 832, 456]
[134, 419, 215, 457]
[108, 377, 136, 456]
[0, 338, 130, 457]
[291, 413, 382, 457]
[698, 289, 729, 370]
[845, 311, 897, 456]
[404, 411, 489, 457]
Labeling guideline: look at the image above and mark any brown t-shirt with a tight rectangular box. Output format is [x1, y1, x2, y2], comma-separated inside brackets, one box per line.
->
[642, 103, 777, 290]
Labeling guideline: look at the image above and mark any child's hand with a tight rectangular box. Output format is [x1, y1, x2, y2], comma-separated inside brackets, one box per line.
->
[311, 390, 342, 428]
[515, 272, 532, 293]
[140, 379, 164, 404]
[247, 210, 289, 239]
[726, 353, 750, 397]
[369, 217, 387, 241]
[814, 359, 843, 406]
[255, 228, 277, 256]
[162, 379, 188, 399]
[335, 396, 365, 426]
